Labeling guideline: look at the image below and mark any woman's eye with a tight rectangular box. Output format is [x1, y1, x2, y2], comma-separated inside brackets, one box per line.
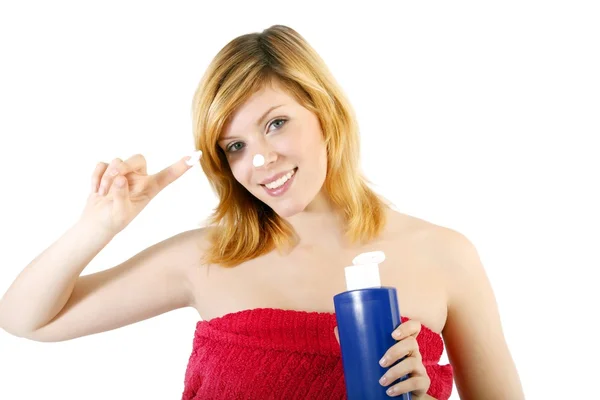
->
[226, 142, 245, 153]
[225, 119, 286, 153]
[268, 118, 287, 131]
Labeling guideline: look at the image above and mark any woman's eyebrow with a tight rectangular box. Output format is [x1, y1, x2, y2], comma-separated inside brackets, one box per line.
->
[219, 104, 286, 142]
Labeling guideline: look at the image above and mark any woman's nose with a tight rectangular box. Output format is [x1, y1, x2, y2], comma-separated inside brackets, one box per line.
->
[251, 135, 278, 168]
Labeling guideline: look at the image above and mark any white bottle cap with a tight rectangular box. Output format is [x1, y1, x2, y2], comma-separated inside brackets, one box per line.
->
[344, 251, 385, 291]
[352, 250, 386, 266]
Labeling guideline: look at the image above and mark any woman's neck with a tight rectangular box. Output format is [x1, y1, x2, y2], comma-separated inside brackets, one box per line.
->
[283, 192, 349, 248]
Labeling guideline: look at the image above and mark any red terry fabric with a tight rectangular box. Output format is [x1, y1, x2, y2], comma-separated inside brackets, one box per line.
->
[182, 308, 453, 400]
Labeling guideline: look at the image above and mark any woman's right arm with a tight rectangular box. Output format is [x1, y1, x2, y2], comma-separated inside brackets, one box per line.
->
[0, 150, 204, 342]
[0, 222, 203, 342]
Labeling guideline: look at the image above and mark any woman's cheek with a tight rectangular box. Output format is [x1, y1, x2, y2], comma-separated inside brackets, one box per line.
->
[230, 158, 253, 187]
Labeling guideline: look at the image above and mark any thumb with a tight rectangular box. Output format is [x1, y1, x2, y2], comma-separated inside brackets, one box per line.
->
[112, 175, 130, 213]
[153, 150, 202, 192]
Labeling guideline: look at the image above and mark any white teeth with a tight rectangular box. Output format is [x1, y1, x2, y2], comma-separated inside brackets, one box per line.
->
[264, 169, 295, 189]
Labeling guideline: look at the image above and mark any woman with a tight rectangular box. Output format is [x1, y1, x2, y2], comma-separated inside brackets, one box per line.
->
[0, 25, 524, 399]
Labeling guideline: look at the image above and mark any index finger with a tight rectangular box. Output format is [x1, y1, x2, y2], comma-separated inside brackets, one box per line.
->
[153, 151, 201, 191]
[392, 320, 421, 340]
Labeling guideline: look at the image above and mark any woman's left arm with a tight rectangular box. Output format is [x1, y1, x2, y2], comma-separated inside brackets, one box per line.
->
[439, 229, 525, 399]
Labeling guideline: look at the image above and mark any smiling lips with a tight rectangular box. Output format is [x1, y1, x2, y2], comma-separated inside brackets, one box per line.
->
[260, 168, 297, 196]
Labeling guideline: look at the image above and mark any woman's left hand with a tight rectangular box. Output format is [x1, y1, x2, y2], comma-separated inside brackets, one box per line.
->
[334, 319, 431, 398]
[378, 320, 431, 398]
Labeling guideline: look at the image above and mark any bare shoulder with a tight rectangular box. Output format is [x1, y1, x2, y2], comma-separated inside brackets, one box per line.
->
[418, 221, 485, 286]
[169, 226, 211, 257]
[385, 209, 472, 248]
[384, 209, 481, 277]
[380, 209, 429, 243]
[384, 211, 525, 398]
[132, 226, 211, 277]
[170, 226, 213, 277]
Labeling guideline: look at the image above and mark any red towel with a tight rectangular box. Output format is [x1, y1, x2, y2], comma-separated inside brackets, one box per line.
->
[182, 308, 453, 399]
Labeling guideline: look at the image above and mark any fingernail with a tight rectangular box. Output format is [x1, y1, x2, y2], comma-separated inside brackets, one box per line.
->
[379, 376, 387, 385]
[185, 150, 202, 166]
[392, 330, 401, 339]
[110, 169, 118, 176]
[379, 356, 388, 367]
[387, 387, 395, 396]
[98, 186, 105, 196]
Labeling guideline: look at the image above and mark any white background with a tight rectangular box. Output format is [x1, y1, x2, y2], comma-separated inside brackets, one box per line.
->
[1, 1, 598, 398]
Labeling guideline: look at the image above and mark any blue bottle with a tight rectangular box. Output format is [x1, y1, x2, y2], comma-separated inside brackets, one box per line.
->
[333, 251, 411, 400]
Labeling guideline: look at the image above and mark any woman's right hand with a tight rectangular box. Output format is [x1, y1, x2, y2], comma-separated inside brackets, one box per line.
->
[81, 150, 202, 236]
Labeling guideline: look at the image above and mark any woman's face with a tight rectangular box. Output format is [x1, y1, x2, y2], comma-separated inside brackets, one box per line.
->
[218, 81, 328, 217]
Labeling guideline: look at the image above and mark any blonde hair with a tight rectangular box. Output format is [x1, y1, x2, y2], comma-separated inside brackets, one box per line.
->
[192, 25, 389, 267]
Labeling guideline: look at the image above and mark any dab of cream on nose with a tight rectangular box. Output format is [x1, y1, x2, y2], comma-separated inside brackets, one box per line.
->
[253, 154, 265, 167]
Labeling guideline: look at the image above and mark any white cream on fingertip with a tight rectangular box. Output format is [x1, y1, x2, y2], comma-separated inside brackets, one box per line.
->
[253, 154, 265, 167]
[185, 150, 203, 166]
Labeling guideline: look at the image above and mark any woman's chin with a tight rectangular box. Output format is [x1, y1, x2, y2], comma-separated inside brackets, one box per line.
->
[270, 200, 308, 218]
